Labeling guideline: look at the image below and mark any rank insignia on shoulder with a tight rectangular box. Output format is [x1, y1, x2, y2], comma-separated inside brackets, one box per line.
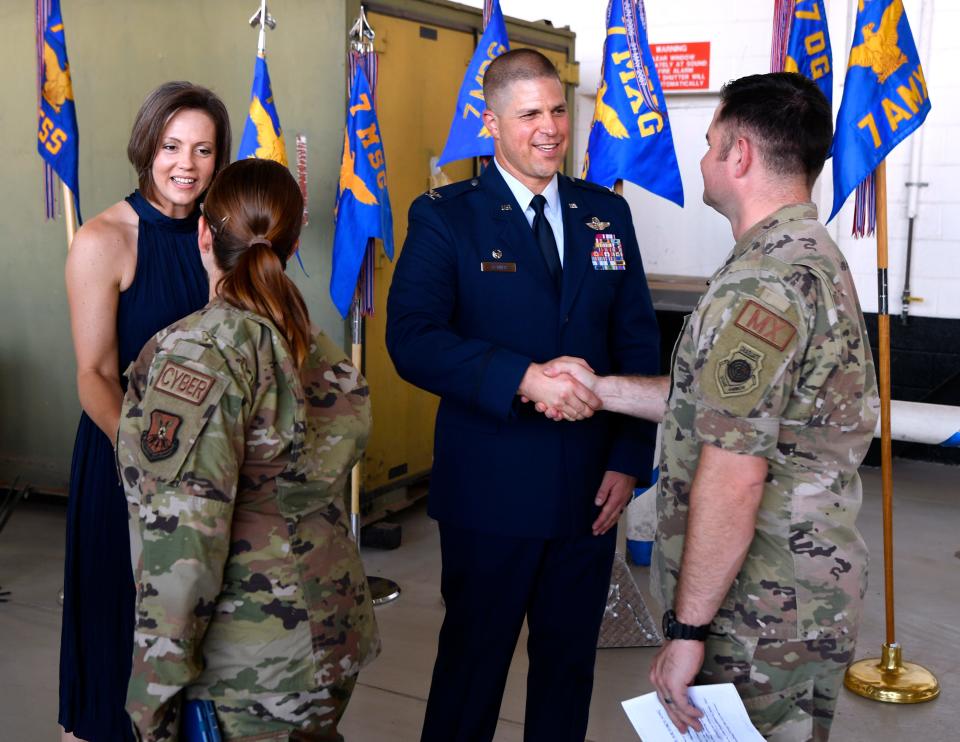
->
[425, 189, 442, 201]
[586, 216, 610, 231]
[141, 410, 182, 462]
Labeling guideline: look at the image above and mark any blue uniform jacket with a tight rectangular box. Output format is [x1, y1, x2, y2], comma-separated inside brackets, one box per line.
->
[386, 164, 659, 538]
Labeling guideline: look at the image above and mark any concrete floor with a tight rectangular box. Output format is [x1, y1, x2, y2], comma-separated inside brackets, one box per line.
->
[0, 459, 956, 741]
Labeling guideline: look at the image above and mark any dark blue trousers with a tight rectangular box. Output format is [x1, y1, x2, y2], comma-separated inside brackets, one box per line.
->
[421, 523, 617, 742]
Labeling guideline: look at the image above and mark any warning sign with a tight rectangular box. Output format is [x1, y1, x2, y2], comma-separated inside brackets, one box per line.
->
[651, 42, 710, 91]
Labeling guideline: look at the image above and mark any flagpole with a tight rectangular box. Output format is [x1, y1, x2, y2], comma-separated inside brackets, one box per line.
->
[257, 0, 267, 55]
[843, 160, 939, 704]
[349, 271, 399, 608]
[350, 298, 363, 543]
[248, 0, 275, 58]
[875, 160, 895, 647]
[348, 8, 400, 606]
[61, 182, 77, 249]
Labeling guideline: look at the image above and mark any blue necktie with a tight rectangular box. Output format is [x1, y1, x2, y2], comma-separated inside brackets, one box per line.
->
[530, 194, 561, 289]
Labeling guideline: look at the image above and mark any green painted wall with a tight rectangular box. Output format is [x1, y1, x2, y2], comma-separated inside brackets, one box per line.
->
[1, 0, 346, 491]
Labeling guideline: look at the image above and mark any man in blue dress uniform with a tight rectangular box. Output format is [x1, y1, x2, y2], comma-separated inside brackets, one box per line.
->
[387, 49, 660, 741]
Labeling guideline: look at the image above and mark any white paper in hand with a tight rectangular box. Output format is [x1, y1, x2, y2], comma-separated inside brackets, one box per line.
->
[621, 683, 765, 741]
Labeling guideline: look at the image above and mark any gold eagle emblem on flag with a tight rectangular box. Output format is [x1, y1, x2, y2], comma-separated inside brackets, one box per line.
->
[338, 129, 378, 207]
[849, 0, 908, 84]
[248, 96, 288, 165]
[42, 41, 74, 114]
[591, 80, 629, 140]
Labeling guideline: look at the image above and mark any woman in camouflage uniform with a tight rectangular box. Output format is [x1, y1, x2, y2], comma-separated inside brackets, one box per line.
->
[117, 158, 380, 741]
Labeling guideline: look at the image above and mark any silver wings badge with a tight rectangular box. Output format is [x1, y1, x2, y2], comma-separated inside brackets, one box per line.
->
[586, 216, 611, 231]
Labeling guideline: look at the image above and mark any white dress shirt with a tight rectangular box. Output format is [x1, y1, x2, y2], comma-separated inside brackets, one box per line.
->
[493, 158, 565, 266]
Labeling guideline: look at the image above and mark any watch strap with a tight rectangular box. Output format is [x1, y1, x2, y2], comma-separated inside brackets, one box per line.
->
[662, 609, 710, 641]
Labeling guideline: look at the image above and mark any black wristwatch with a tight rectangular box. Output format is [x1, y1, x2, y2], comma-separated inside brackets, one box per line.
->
[662, 609, 711, 641]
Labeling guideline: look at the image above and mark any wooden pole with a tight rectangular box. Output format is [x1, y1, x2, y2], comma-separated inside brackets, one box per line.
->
[844, 160, 938, 704]
[62, 182, 77, 249]
[874, 160, 896, 645]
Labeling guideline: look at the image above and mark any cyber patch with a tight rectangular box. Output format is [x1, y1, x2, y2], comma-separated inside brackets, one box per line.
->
[154, 360, 216, 406]
[716, 342, 765, 397]
[141, 410, 182, 462]
[734, 300, 796, 351]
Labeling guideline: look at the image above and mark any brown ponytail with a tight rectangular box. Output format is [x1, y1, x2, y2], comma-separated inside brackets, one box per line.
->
[201, 159, 311, 368]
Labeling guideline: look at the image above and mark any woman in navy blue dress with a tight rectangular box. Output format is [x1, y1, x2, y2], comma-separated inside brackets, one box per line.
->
[60, 82, 231, 742]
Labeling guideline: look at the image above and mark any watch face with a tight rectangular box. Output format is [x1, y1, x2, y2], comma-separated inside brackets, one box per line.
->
[662, 610, 674, 637]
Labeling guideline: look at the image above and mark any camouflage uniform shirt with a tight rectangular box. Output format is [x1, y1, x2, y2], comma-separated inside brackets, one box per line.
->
[117, 300, 380, 741]
[653, 203, 879, 642]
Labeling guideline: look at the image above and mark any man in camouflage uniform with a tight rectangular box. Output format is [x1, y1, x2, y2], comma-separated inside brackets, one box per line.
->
[540, 73, 879, 741]
[117, 300, 380, 741]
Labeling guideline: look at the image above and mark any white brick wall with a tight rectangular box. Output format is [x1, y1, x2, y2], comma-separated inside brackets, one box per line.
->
[461, 0, 960, 318]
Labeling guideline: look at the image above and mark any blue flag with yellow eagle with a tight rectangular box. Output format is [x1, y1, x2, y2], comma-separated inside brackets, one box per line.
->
[330, 67, 394, 318]
[830, 0, 930, 222]
[582, 0, 683, 207]
[436, 0, 509, 166]
[238, 55, 288, 165]
[37, 0, 81, 221]
[785, 0, 833, 106]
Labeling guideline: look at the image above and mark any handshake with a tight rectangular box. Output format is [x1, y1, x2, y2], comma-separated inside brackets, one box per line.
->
[518, 356, 602, 422]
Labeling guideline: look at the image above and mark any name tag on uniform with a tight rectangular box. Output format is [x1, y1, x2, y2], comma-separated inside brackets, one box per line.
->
[481, 261, 517, 273]
[591, 233, 626, 271]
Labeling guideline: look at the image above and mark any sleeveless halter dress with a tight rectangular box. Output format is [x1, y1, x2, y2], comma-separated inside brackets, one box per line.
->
[59, 191, 208, 741]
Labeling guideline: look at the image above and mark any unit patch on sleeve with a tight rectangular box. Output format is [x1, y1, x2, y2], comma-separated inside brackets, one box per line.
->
[734, 300, 797, 350]
[141, 410, 183, 462]
[154, 360, 216, 406]
[715, 342, 765, 398]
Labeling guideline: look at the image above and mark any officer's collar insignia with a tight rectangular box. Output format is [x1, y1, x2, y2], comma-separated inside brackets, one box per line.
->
[141, 410, 182, 462]
[492, 249, 503, 259]
[426, 189, 442, 201]
[500, 204, 512, 211]
[586, 216, 610, 231]
[568, 202, 578, 209]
